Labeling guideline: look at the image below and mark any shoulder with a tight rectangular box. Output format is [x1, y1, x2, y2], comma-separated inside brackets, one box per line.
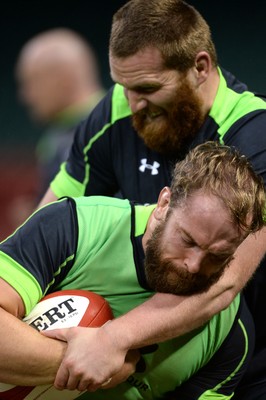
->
[210, 68, 266, 138]
[73, 196, 132, 222]
[89, 84, 131, 123]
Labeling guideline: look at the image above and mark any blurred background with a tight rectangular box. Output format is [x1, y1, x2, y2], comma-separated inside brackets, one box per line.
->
[0, 0, 265, 240]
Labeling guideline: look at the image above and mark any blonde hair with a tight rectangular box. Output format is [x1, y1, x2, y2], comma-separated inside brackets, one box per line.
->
[170, 141, 265, 233]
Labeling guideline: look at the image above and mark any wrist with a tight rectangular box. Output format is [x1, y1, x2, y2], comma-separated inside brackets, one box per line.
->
[101, 318, 133, 352]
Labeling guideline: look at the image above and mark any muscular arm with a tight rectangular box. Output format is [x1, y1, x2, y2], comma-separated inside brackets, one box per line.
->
[0, 308, 65, 386]
[0, 278, 65, 386]
[107, 228, 266, 346]
[45, 227, 266, 391]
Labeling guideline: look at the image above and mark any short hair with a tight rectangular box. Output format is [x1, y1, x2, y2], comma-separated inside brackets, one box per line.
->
[169, 141, 265, 233]
[109, 0, 217, 72]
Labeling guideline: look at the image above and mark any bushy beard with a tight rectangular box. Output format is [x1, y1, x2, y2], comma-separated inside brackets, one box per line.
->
[144, 220, 225, 296]
[132, 80, 205, 157]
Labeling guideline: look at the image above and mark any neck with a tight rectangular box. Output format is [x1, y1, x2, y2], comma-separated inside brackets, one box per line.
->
[200, 67, 220, 116]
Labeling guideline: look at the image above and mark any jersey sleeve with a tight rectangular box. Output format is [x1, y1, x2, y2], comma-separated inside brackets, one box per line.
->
[0, 198, 78, 314]
[50, 86, 122, 199]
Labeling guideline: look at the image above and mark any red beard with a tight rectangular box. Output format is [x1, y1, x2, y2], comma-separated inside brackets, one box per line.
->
[132, 80, 205, 157]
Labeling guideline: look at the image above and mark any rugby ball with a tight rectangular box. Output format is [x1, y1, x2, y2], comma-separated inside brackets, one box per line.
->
[0, 289, 113, 400]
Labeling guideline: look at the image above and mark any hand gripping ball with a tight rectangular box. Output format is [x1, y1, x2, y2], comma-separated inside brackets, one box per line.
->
[0, 289, 113, 400]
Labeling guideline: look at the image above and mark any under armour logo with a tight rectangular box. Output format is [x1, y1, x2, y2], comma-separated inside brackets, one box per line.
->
[139, 159, 160, 175]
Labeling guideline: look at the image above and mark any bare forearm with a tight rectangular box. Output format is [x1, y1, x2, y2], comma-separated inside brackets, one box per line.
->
[102, 290, 227, 349]
[104, 229, 266, 349]
[0, 308, 65, 386]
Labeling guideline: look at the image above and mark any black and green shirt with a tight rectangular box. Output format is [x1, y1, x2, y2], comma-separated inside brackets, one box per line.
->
[50, 67, 266, 204]
[0, 196, 254, 399]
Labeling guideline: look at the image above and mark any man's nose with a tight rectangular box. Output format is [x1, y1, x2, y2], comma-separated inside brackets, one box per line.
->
[124, 89, 147, 113]
[184, 248, 204, 274]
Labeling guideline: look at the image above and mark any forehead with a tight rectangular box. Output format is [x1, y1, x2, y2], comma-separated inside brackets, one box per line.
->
[110, 47, 178, 88]
[169, 193, 243, 252]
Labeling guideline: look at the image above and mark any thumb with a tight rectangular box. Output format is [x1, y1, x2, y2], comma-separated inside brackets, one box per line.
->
[41, 328, 70, 342]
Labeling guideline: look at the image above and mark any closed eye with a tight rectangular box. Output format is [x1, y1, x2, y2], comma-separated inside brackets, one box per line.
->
[210, 254, 235, 265]
[181, 235, 196, 247]
[128, 84, 161, 95]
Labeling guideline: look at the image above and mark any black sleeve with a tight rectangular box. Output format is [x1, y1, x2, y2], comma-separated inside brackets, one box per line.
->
[65, 87, 120, 196]
[223, 111, 266, 186]
[191, 110, 266, 188]
[0, 198, 78, 294]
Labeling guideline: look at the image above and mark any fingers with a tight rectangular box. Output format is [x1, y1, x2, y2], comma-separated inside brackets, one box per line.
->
[56, 375, 108, 392]
[46, 325, 131, 392]
[100, 349, 141, 390]
[54, 361, 110, 392]
[53, 362, 70, 390]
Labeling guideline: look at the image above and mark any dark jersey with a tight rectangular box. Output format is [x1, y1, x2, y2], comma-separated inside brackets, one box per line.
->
[50, 67, 266, 204]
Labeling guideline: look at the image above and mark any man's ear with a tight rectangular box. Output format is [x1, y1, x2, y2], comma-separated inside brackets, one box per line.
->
[154, 187, 171, 221]
[194, 51, 211, 84]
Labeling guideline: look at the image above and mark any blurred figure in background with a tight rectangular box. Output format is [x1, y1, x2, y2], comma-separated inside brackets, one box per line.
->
[15, 28, 106, 201]
[5, 28, 106, 233]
